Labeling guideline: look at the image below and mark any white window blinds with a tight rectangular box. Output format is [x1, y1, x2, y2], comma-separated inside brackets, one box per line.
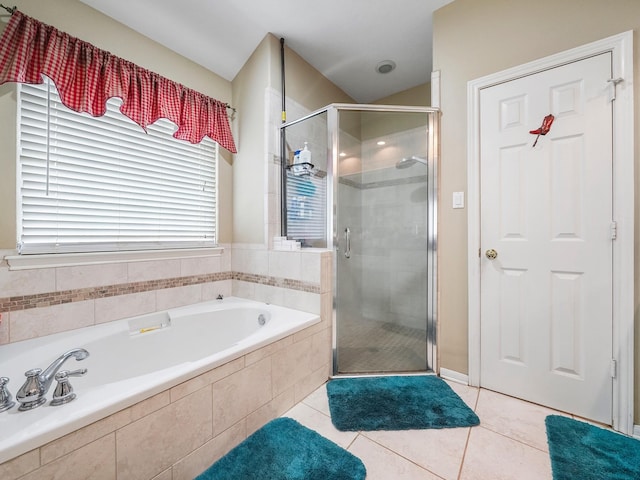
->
[286, 172, 326, 244]
[17, 78, 218, 255]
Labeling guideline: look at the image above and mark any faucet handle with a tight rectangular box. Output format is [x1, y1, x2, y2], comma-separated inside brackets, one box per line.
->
[50, 368, 87, 406]
[55, 368, 87, 379]
[17, 368, 47, 411]
[0, 377, 15, 412]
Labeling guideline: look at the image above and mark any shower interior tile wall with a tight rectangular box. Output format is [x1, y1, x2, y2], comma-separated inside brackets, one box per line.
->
[361, 127, 426, 172]
[340, 126, 428, 331]
[359, 169, 427, 330]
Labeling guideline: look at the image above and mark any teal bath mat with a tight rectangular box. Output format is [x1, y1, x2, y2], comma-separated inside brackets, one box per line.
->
[195, 417, 366, 480]
[326, 375, 479, 431]
[546, 415, 640, 480]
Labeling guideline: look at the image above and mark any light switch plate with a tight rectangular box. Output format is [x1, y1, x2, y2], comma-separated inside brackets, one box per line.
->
[453, 191, 465, 209]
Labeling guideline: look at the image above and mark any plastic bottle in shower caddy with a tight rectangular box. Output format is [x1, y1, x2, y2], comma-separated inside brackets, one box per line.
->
[299, 142, 311, 165]
[291, 149, 303, 175]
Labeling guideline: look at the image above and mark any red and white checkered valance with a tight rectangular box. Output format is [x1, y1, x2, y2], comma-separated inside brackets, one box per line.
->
[0, 10, 237, 153]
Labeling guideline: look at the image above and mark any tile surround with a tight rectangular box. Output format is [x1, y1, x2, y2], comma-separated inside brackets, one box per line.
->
[0, 272, 233, 314]
[0, 245, 333, 479]
[211, 357, 273, 436]
[21, 434, 116, 480]
[0, 266, 56, 298]
[9, 300, 95, 343]
[116, 387, 214, 480]
[1, 272, 234, 344]
[0, 265, 324, 345]
[94, 290, 157, 325]
[170, 420, 246, 480]
[0, 307, 331, 480]
[0, 244, 326, 314]
[55, 262, 129, 291]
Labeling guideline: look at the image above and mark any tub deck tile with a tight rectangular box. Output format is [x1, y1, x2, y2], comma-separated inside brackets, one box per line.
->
[22, 434, 116, 480]
[129, 390, 171, 422]
[211, 357, 272, 437]
[170, 356, 245, 402]
[116, 387, 213, 480]
[171, 419, 246, 480]
[0, 449, 40, 480]
[41, 407, 131, 465]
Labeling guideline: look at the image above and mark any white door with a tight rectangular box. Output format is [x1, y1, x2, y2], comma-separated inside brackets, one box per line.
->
[479, 53, 613, 424]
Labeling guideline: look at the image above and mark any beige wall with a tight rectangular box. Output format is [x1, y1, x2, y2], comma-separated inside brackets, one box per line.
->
[365, 83, 433, 142]
[231, 35, 272, 244]
[433, 0, 640, 420]
[0, 0, 234, 246]
[374, 82, 431, 106]
[231, 33, 353, 244]
[283, 42, 354, 114]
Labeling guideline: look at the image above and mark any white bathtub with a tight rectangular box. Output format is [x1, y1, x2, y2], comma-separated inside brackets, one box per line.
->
[0, 297, 320, 464]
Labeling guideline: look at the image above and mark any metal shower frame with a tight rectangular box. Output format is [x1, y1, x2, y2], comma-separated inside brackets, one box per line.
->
[280, 103, 440, 376]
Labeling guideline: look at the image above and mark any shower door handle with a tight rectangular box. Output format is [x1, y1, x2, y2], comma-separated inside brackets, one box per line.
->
[344, 227, 351, 258]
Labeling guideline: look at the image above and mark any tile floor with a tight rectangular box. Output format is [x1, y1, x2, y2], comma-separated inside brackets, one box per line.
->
[338, 316, 427, 373]
[282, 379, 572, 480]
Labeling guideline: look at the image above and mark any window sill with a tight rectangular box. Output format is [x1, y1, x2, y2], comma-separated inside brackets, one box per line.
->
[4, 247, 224, 271]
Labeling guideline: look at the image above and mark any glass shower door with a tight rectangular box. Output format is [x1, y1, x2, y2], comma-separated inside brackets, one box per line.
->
[333, 107, 436, 375]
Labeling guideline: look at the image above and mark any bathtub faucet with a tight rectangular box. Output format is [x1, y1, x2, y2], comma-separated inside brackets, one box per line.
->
[16, 348, 90, 411]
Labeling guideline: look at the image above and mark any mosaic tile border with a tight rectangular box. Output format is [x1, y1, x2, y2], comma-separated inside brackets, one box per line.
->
[233, 272, 320, 293]
[0, 272, 320, 313]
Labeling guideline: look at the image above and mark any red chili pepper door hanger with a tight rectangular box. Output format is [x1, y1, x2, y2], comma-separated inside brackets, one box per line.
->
[530, 114, 555, 147]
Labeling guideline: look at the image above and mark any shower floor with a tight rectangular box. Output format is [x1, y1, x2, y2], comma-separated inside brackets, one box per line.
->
[336, 314, 428, 373]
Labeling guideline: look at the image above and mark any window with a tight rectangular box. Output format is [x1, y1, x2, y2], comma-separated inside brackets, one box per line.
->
[17, 77, 218, 255]
[282, 111, 328, 248]
[286, 171, 327, 247]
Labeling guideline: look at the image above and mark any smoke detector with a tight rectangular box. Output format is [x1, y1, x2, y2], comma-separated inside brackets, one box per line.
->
[376, 60, 396, 74]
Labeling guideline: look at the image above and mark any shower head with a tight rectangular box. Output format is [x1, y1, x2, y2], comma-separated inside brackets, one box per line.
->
[395, 155, 427, 169]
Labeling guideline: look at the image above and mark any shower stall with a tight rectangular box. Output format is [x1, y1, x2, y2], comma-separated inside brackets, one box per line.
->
[281, 104, 438, 375]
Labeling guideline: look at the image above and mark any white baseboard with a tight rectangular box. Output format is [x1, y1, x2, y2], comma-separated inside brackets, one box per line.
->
[633, 425, 640, 439]
[439, 368, 469, 385]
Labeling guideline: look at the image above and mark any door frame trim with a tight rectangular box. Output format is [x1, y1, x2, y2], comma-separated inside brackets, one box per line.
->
[467, 31, 634, 433]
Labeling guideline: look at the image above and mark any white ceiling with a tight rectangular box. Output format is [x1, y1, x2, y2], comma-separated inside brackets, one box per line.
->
[79, 0, 454, 103]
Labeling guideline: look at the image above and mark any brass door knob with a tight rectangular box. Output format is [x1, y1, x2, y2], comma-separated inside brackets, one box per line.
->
[485, 249, 498, 260]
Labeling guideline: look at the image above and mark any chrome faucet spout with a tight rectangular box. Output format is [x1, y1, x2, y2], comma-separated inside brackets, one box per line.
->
[39, 348, 90, 396]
